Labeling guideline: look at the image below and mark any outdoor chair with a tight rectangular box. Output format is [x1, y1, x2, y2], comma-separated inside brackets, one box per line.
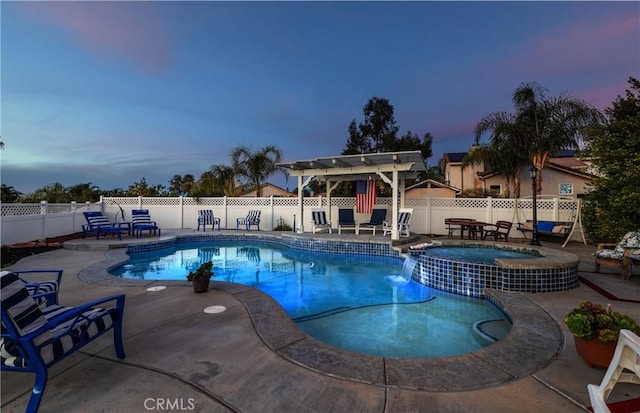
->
[12, 269, 64, 307]
[383, 208, 413, 238]
[0, 271, 126, 413]
[82, 211, 126, 240]
[358, 209, 387, 236]
[131, 209, 161, 238]
[587, 329, 640, 413]
[236, 210, 261, 230]
[338, 208, 357, 234]
[594, 231, 640, 280]
[311, 209, 332, 234]
[483, 220, 513, 242]
[197, 210, 221, 231]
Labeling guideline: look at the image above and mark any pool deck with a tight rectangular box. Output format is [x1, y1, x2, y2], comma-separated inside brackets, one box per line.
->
[2, 229, 640, 413]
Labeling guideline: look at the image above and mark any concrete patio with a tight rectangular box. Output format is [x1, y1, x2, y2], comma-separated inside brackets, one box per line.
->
[2, 230, 639, 413]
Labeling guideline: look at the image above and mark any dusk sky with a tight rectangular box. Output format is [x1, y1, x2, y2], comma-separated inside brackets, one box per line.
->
[1, 1, 638, 194]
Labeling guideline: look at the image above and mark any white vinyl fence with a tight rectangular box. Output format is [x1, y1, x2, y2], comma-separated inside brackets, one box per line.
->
[0, 196, 581, 245]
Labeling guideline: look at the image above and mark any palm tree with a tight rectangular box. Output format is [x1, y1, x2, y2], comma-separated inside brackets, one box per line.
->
[210, 164, 238, 196]
[1, 184, 22, 203]
[230, 145, 287, 197]
[475, 82, 603, 195]
[473, 111, 531, 197]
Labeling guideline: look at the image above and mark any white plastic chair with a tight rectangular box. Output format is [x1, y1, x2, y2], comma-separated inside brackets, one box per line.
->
[587, 329, 640, 413]
[311, 209, 332, 234]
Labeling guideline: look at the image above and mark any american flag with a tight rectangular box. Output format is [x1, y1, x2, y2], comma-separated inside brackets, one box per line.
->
[356, 179, 376, 214]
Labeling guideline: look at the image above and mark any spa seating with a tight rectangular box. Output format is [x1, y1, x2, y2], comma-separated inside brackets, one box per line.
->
[594, 231, 640, 280]
[383, 208, 413, 238]
[358, 209, 387, 236]
[338, 208, 357, 234]
[131, 209, 161, 238]
[311, 209, 332, 234]
[0, 270, 126, 413]
[587, 329, 640, 413]
[237, 210, 261, 231]
[82, 211, 125, 240]
[197, 209, 221, 231]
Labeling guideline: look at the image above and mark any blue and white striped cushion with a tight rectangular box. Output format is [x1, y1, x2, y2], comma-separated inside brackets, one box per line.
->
[88, 216, 112, 227]
[132, 215, 152, 225]
[1, 272, 52, 345]
[312, 211, 328, 226]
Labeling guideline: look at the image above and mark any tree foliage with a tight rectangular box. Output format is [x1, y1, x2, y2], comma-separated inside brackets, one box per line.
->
[231, 145, 287, 197]
[581, 77, 640, 242]
[343, 97, 433, 160]
[1, 184, 22, 203]
[475, 82, 603, 195]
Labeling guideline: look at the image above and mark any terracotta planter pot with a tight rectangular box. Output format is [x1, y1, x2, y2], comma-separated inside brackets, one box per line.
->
[191, 277, 211, 293]
[573, 336, 617, 368]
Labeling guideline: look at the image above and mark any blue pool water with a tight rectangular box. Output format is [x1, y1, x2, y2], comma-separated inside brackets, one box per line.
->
[111, 241, 510, 358]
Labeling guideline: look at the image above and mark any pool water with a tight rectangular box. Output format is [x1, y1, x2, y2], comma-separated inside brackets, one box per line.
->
[111, 241, 510, 358]
[422, 246, 540, 263]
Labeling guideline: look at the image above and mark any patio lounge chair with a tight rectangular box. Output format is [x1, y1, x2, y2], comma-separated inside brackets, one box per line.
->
[82, 211, 125, 240]
[311, 209, 332, 234]
[383, 208, 413, 238]
[0, 271, 126, 413]
[587, 329, 640, 413]
[483, 220, 513, 242]
[358, 209, 387, 236]
[131, 209, 161, 238]
[237, 210, 261, 230]
[338, 208, 357, 234]
[11, 269, 64, 307]
[594, 231, 640, 280]
[197, 210, 221, 231]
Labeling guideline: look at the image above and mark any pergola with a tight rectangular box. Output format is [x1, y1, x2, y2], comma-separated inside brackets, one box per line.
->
[277, 151, 427, 240]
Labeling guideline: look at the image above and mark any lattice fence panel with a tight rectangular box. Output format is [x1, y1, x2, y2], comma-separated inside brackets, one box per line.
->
[183, 198, 226, 207]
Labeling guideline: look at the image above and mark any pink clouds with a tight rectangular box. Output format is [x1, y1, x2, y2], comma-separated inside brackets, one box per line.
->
[18, 2, 171, 74]
[518, 13, 639, 77]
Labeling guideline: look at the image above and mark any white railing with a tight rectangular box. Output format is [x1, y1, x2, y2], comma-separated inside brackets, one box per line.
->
[0, 196, 580, 245]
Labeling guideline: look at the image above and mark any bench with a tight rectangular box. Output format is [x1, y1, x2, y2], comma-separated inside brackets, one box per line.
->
[517, 220, 573, 242]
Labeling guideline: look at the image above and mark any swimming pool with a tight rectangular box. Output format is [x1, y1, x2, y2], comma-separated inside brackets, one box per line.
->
[111, 240, 510, 358]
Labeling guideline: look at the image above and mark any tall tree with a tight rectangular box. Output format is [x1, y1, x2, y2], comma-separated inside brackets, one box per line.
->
[230, 145, 287, 197]
[1, 184, 22, 203]
[343, 97, 399, 154]
[475, 82, 603, 194]
[581, 77, 640, 242]
[66, 182, 101, 202]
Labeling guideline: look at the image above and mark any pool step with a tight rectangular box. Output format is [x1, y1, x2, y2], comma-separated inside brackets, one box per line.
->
[473, 319, 512, 344]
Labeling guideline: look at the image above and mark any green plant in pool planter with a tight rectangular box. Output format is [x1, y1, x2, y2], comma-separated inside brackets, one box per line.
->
[564, 301, 640, 343]
[186, 261, 215, 281]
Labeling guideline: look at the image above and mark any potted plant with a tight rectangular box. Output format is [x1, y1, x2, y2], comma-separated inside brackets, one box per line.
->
[564, 301, 640, 368]
[186, 261, 214, 293]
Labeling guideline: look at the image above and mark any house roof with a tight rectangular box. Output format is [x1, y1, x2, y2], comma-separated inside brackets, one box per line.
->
[405, 179, 461, 193]
[237, 182, 295, 197]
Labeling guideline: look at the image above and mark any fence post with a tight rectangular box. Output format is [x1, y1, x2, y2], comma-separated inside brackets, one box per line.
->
[223, 196, 228, 229]
[553, 197, 560, 221]
[486, 197, 493, 223]
[71, 201, 77, 234]
[179, 196, 184, 229]
[39, 201, 47, 241]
